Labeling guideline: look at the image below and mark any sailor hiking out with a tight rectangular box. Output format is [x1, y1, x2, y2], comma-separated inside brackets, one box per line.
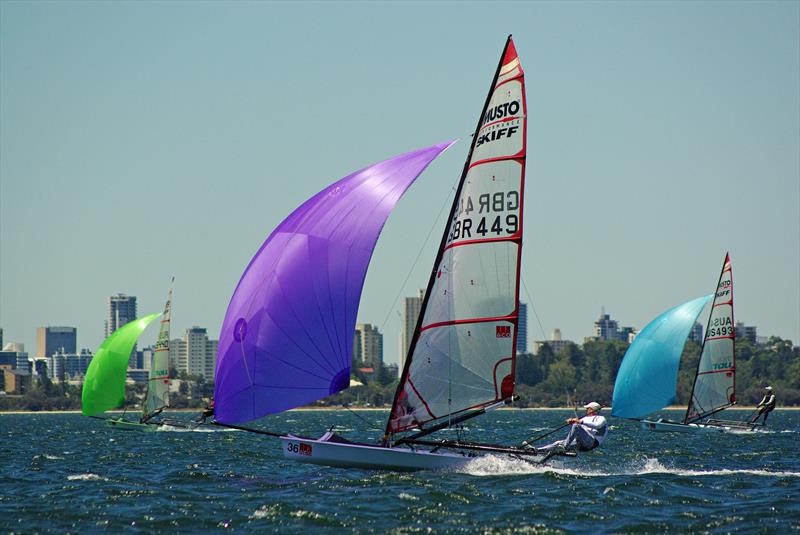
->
[750, 386, 776, 425]
[538, 402, 608, 453]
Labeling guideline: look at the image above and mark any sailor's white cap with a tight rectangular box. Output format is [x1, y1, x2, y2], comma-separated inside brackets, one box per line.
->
[765, 386, 773, 390]
[583, 402, 602, 411]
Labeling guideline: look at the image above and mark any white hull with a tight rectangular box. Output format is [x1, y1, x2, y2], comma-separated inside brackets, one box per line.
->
[106, 418, 158, 431]
[281, 435, 476, 471]
[641, 419, 754, 433]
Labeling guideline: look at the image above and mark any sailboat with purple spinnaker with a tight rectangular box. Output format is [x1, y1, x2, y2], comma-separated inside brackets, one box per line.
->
[213, 37, 553, 469]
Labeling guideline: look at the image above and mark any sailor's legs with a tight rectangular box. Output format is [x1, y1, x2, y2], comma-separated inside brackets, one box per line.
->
[537, 438, 568, 452]
[564, 424, 596, 451]
[761, 408, 773, 425]
[537, 424, 595, 452]
[751, 406, 773, 425]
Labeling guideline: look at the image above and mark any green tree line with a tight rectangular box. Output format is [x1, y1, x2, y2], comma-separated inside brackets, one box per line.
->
[515, 336, 799, 407]
[3, 336, 797, 411]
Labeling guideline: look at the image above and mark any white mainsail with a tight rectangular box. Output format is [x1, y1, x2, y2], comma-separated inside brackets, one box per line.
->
[686, 254, 735, 422]
[387, 38, 526, 434]
[144, 286, 172, 416]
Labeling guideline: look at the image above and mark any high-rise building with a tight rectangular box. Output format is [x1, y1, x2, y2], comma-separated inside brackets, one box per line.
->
[48, 349, 93, 380]
[400, 289, 425, 368]
[105, 294, 137, 337]
[618, 326, 636, 343]
[735, 322, 757, 343]
[106, 294, 137, 367]
[352, 330, 363, 364]
[2, 342, 24, 353]
[517, 302, 528, 354]
[15, 352, 31, 374]
[533, 328, 574, 356]
[689, 322, 704, 344]
[594, 310, 619, 341]
[169, 339, 183, 373]
[36, 327, 77, 359]
[354, 324, 383, 369]
[175, 327, 217, 380]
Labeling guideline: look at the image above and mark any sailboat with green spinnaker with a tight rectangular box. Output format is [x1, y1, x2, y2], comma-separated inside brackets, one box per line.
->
[81, 312, 163, 431]
[82, 286, 176, 431]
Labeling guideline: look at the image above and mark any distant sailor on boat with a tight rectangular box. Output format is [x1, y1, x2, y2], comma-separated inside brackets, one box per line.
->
[196, 397, 215, 423]
[750, 386, 776, 425]
[538, 402, 608, 453]
[140, 407, 164, 424]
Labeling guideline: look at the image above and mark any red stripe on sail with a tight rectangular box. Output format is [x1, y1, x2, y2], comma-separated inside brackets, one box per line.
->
[493, 357, 512, 398]
[469, 151, 525, 170]
[444, 233, 521, 252]
[420, 315, 517, 333]
[392, 397, 507, 433]
[697, 368, 735, 376]
[705, 335, 735, 341]
[480, 116, 523, 131]
[503, 37, 519, 66]
[407, 379, 436, 420]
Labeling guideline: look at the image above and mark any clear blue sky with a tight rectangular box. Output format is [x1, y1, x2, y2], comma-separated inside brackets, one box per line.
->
[2, 1, 798, 364]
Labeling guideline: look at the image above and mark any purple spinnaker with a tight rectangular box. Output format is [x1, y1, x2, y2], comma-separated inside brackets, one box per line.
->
[214, 141, 455, 424]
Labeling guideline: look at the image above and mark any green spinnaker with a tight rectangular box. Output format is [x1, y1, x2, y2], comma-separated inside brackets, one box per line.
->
[81, 312, 161, 417]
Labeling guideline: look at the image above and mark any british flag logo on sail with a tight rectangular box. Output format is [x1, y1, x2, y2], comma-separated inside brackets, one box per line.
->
[496, 326, 511, 338]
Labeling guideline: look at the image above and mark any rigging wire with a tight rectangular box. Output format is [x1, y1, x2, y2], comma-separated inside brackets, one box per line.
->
[521, 277, 548, 342]
[378, 171, 462, 334]
[342, 404, 376, 430]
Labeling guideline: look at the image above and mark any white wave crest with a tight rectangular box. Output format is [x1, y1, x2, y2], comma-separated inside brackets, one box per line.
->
[458, 454, 592, 477]
[635, 458, 800, 478]
[67, 473, 109, 481]
[251, 505, 281, 519]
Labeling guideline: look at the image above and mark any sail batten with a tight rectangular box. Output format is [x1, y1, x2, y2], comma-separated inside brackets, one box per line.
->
[387, 36, 526, 435]
[213, 142, 456, 424]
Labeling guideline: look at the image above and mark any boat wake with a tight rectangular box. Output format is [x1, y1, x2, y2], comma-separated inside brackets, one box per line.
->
[458, 455, 800, 478]
[156, 424, 234, 433]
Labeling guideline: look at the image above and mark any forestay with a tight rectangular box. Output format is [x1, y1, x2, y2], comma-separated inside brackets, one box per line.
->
[144, 287, 173, 416]
[611, 295, 711, 419]
[685, 254, 735, 422]
[213, 142, 455, 424]
[387, 37, 527, 434]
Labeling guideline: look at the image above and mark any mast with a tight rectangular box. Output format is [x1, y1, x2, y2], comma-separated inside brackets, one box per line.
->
[143, 280, 174, 418]
[684, 253, 735, 423]
[386, 36, 526, 438]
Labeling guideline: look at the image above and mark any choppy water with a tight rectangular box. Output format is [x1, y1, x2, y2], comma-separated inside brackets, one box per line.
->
[1, 409, 798, 533]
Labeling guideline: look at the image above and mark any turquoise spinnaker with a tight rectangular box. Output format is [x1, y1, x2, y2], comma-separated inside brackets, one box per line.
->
[611, 295, 711, 419]
[82, 313, 161, 417]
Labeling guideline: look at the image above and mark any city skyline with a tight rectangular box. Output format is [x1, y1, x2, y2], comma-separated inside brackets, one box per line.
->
[2, 2, 798, 366]
[0, 296, 783, 371]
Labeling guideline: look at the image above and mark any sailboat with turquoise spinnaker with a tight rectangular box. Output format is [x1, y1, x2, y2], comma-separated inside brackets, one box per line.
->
[612, 253, 750, 432]
[212, 37, 567, 470]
